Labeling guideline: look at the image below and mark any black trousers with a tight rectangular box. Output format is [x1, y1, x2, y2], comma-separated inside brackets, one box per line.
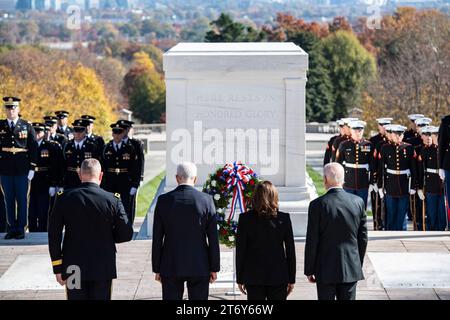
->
[161, 276, 209, 300]
[316, 282, 357, 300]
[28, 192, 50, 232]
[0, 191, 6, 232]
[245, 284, 287, 300]
[66, 280, 113, 300]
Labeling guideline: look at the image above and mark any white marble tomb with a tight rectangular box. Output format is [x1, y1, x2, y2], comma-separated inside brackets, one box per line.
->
[162, 42, 315, 236]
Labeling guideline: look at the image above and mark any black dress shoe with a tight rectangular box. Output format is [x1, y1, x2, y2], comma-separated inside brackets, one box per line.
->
[4, 232, 16, 240]
[15, 232, 25, 240]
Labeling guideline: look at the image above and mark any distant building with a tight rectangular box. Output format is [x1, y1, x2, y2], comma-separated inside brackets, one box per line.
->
[84, 0, 99, 9]
[15, 0, 32, 9]
[35, 0, 50, 10]
[50, 0, 61, 10]
[0, 0, 16, 10]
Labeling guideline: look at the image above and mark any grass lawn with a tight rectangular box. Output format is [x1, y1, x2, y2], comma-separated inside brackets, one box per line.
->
[306, 165, 373, 216]
[306, 165, 326, 196]
[136, 171, 165, 217]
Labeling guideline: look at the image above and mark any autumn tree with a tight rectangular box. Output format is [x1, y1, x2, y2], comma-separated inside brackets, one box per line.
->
[0, 47, 115, 136]
[122, 52, 166, 123]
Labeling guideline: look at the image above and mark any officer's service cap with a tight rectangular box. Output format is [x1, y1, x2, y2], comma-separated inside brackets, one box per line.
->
[420, 126, 439, 135]
[376, 118, 393, 125]
[55, 110, 69, 119]
[72, 119, 87, 129]
[32, 122, 46, 131]
[390, 124, 407, 134]
[81, 115, 96, 123]
[414, 117, 432, 127]
[3, 96, 21, 108]
[44, 116, 58, 124]
[341, 118, 359, 126]
[116, 119, 134, 128]
[349, 120, 366, 129]
[336, 119, 345, 126]
[408, 114, 424, 121]
[111, 123, 125, 132]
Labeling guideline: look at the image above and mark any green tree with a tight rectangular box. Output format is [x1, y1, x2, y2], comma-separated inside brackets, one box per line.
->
[205, 13, 265, 42]
[320, 31, 376, 119]
[289, 31, 335, 122]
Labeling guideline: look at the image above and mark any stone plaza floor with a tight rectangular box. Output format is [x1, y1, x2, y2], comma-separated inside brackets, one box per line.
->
[0, 230, 449, 300]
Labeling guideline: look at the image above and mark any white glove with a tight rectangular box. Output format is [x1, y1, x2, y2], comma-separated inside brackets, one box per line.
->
[417, 189, 425, 201]
[49, 187, 56, 197]
[27, 170, 35, 181]
[57, 187, 64, 193]
[439, 169, 445, 181]
[368, 184, 373, 193]
[130, 187, 137, 196]
[378, 188, 385, 199]
[410, 189, 416, 195]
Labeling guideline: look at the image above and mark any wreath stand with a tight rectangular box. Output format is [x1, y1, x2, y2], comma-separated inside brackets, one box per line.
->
[225, 248, 241, 297]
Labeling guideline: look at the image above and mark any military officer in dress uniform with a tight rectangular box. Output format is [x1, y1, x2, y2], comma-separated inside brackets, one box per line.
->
[417, 126, 446, 231]
[438, 114, 450, 229]
[378, 125, 418, 231]
[406, 117, 432, 147]
[44, 116, 67, 146]
[28, 123, 61, 232]
[81, 115, 105, 151]
[101, 123, 140, 221]
[62, 119, 98, 189]
[331, 118, 358, 161]
[43, 122, 65, 213]
[335, 120, 374, 209]
[369, 118, 393, 230]
[55, 110, 73, 139]
[404, 114, 424, 141]
[48, 158, 133, 300]
[116, 120, 145, 224]
[406, 117, 432, 230]
[0, 97, 38, 239]
[324, 119, 344, 166]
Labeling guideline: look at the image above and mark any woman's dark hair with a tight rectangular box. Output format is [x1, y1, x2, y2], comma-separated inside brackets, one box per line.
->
[251, 181, 279, 217]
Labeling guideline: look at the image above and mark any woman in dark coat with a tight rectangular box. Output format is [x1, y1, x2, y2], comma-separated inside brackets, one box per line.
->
[236, 181, 296, 300]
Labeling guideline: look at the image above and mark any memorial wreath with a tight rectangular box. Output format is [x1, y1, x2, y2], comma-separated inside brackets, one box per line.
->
[202, 162, 261, 248]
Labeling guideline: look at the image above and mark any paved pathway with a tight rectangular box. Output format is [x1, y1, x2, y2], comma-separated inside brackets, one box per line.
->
[0, 232, 449, 300]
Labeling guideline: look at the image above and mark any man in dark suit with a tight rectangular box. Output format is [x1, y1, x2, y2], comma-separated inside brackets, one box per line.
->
[305, 162, 368, 300]
[152, 162, 220, 300]
[48, 158, 134, 300]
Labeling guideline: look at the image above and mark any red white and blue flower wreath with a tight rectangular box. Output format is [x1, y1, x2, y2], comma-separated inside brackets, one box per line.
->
[202, 162, 261, 248]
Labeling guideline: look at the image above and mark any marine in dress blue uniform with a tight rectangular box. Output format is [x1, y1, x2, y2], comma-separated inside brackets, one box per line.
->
[377, 125, 418, 231]
[418, 126, 447, 231]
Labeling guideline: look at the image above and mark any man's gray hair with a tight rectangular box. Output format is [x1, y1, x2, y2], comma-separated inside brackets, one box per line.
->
[80, 158, 102, 177]
[323, 162, 345, 185]
[176, 162, 197, 181]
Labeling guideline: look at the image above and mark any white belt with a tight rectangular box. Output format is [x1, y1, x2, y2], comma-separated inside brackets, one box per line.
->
[426, 168, 439, 174]
[344, 163, 369, 170]
[386, 169, 410, 175]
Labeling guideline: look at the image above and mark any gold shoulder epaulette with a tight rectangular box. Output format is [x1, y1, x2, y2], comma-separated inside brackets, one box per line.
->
[114, 193, 120, 198]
